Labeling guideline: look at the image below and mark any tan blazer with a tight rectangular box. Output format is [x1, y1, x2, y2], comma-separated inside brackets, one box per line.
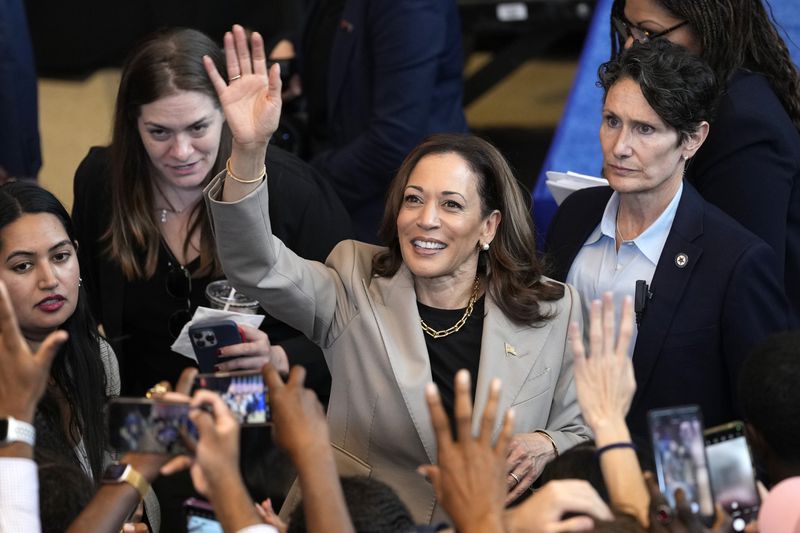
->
[206, 176, 590, 524]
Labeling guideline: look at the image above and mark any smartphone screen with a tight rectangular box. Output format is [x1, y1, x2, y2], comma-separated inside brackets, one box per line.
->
[648, 405, 715, 522]
[184, 498, 222, 533]
[108, 398, 197, 455]
[194, 370, 271, 426]
[705, 422, 759, 518]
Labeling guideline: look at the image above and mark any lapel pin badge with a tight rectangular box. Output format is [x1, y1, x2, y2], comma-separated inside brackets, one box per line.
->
[675, 252, 689, 268]
[505, 342, 518, 357]
[340, 19, 354, 32]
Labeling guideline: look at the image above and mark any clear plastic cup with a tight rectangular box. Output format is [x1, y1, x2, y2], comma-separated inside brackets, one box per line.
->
[205, 280, 260, 314]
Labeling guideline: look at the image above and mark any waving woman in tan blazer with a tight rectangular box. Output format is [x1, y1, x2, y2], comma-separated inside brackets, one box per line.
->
[203, 25, 590, 524]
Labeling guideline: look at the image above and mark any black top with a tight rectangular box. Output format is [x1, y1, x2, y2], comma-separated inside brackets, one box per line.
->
[303, 0, 346, 151]
[418, 296, 485, 428]
[121, 244, 206, 394]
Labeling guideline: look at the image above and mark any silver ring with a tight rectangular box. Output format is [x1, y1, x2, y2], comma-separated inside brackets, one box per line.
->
[230, 74, 242, 82]
[509, 472, 521, 485]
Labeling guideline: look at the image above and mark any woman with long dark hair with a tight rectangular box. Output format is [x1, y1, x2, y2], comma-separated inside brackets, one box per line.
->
[609, 0, 800, 322]
[0, 182, 114, 484]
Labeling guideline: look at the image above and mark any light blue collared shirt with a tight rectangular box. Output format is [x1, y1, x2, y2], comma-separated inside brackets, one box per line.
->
[566, 183, 683, 357]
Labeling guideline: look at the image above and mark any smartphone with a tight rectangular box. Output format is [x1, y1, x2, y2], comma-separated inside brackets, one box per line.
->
[188, 320, 244, 372]
[704, 421, 760, 522]
[194, 370, 271, 426]
[183, 498, 222, 533]
[108, 398, 197, 455]
[648, 405, 715, 525]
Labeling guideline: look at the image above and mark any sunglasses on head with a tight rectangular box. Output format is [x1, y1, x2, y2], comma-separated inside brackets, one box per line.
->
[166, 261, 192, 339]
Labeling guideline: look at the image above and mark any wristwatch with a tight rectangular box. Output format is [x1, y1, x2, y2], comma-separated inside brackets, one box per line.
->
[0, 416, 36, 447]
[102, 463, 151, 500]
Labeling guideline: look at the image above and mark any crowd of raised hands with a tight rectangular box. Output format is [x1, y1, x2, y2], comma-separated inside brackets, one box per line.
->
[2, 273, 760, 533]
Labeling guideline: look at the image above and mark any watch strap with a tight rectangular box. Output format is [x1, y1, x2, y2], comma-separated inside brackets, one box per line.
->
[104, 464, 151, 500]
[1, 417, 36, 447]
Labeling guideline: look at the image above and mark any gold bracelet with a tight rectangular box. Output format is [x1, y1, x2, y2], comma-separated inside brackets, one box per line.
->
[225, 157, 266, 184]
[534, 430, 559, 458]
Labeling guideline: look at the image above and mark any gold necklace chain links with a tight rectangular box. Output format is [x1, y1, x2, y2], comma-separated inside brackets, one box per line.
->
[420, 277, 481, 339]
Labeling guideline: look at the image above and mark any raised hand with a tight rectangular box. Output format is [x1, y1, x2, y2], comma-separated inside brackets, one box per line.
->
[570, 293, 636, 430]
[419, 370, 512, 533]
[0, 280, 67, 423]
[262, 364, 329, 459]
[203, 24, 282, 151]
[570, 293, 649, 526]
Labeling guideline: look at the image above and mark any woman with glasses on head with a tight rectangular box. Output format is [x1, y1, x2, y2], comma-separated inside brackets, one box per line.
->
[610, 0, 800, 324]
[71, 27, 352, 398]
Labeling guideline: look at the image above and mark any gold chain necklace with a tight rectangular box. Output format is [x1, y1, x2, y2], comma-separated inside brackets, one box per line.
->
[420, 277, 481, 339]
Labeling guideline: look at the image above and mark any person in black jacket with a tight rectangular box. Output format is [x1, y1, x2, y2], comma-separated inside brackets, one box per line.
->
[71, 27, 352, 399]
[546, 41, 789, 443]
[610, 0, 800, 324]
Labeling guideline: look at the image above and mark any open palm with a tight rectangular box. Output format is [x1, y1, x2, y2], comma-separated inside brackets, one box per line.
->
[203, 25, 282, 148]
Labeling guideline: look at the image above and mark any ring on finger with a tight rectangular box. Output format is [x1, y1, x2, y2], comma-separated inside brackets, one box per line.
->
[230, 74, 242, 82]
[146, 383, 169, 399]
[509, 472, 521, 485]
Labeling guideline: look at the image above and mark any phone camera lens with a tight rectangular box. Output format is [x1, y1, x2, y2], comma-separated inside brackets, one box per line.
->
[206, 334, 215, 343]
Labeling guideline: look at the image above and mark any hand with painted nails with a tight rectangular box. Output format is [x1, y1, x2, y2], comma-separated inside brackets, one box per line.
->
[215, 324, 289, 373]
[419, 369, 512, 533]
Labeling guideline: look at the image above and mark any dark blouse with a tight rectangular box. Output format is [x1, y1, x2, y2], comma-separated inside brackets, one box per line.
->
[418, 296, 485, 426]
[120, 244, 212, 395]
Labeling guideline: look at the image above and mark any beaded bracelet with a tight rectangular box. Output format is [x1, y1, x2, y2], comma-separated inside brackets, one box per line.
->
[595, 441, 637, 458]
[226, 157, 266, 184]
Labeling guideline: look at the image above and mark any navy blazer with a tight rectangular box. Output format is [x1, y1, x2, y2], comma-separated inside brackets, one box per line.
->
[685, 70, 800, 324]
[546, 184, 790, 441]
[307, 0, 468, 242]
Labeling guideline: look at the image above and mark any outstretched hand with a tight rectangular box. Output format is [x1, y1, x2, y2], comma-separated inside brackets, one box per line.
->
[570, 293, 636, 430]
[203, 24, 282, 151]
[0, 280, 67, 422]
[419, 370, 512, 533]
[263, 363, 329, 460]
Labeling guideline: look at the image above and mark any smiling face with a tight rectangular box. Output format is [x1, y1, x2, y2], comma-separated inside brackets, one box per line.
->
[0, 213, 80, 341]
[396, 152, 500, 285]
[137, 90, 225, 190]
[600, 77, 688, 202]
[622, 0, 701, 54]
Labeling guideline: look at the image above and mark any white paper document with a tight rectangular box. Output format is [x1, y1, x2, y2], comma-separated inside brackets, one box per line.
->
[545, 170, 607, 205]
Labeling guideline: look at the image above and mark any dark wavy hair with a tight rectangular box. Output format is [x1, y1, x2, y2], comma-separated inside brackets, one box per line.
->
[739, 331, 800, 464]
[610, 0, 800, 131]
[108, 27, 230, 280]
[373, 134, 563, 326]
[0, 182, 109, 483]
[598, 40, 719, 145]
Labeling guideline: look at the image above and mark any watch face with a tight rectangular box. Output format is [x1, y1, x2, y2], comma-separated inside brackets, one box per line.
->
[0, 419, 7, 440]
[103, 463, 129, 481]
